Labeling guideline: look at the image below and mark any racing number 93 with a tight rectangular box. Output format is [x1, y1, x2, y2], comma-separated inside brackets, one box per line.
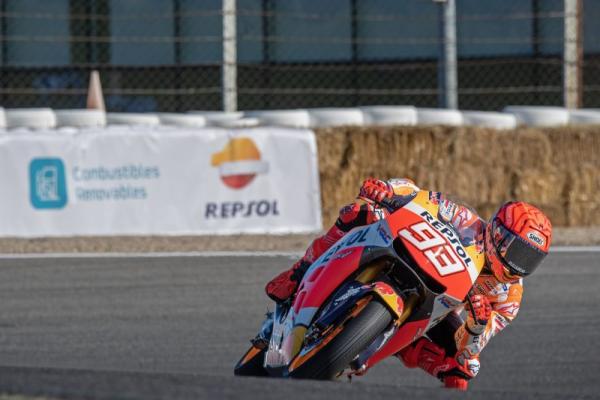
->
[399, 222, 466, 276]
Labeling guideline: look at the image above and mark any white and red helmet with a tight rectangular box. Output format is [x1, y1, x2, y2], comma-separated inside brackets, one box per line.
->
[485, 202, 552, 282]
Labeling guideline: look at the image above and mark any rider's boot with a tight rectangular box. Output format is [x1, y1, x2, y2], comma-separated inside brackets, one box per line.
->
[396, 337, 470, 390]
[265, 259, 312, 303]
[444, 375, 469, 390]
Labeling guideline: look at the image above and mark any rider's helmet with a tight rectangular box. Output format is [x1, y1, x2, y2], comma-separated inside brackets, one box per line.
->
[485, 202, 552, 282]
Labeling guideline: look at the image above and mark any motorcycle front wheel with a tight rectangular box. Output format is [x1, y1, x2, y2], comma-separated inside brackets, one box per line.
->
[288, 299, 392, 380]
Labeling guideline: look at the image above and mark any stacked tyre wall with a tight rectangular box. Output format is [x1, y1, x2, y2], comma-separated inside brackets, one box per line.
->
[315, 125, 600, 227]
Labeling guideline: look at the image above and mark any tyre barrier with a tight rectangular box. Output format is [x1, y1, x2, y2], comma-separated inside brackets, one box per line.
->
[187, 111, 244, 126]
[213, 117, 260, 128]
[308, 108, 365, 128]
[360, 106, 417, 126]
[55, 109, 107, 128]
[158, 113, 207, 128]
[244, 109, 311, 128]
[416, 108, 463, 126]
[568, 109, 600, 125]
[461, 111, 517, 130]
[2, 106, 600, 130]
[503, 106, 570, 127]
[0, 107, 6, 129]
[106, 112, 161, 126]
[5, 108, 57, 129]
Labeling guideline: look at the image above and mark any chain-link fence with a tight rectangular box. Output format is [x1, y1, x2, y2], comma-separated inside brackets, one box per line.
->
[0, 0, 595, 112]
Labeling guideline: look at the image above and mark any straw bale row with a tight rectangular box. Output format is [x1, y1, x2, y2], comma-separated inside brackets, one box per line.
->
[315, 126, 600, 227]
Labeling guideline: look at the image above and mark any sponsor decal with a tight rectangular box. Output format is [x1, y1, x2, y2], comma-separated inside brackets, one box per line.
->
[73, 164, 159, 202]
[333, 248, 354, 260]
[452, 206, 474, 229]
[61, 163, 161, 203]
[438, 199, 457, 222]
[428, 191, 441, 205]
[483, 279, 496, 292]
[334, 286, 363, 303]
[473, 283, 486, 295]
[494, 314, 508, 331]
[207, 137, 279, 220]
[413, 327, 424, 342]
[438, 296, 460, 309]
[211, 137, 268, 189]
[507, 260, 527, 275]
[526, 230, 545, 247]
[29, 158, 68, 209]
[399, 210, 475, 277]
[72, 165, 159, 181]
[373, 207, 386, 221]
[30, 158, 160, 207]
[205, 200, 279, 219]
[377, 223, 393, 244]
[320, 227, 371, 263]
[496, 302, 519, 317]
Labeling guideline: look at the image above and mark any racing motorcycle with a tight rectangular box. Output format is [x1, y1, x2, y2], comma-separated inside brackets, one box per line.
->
[234, 191, 484, 380]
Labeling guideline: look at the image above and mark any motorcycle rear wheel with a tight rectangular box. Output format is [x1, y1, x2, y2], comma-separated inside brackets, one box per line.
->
[288, 299, 392, 380]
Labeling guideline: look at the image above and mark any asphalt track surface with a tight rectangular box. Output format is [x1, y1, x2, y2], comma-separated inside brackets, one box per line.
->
[0, 251, 598, 400]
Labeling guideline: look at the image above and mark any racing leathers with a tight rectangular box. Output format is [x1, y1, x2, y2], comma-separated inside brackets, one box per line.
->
[264, 178, 524, 389]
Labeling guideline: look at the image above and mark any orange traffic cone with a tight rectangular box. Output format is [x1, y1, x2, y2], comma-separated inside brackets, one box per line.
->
[86, 70, 105, 110]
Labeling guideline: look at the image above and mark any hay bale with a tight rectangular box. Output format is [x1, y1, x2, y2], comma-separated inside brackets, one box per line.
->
[315, 125, 600, 227]
[567, 164, 600, 226]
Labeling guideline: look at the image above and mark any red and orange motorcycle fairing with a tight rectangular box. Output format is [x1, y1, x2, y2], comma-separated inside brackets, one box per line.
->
[262, 190, 485, 377]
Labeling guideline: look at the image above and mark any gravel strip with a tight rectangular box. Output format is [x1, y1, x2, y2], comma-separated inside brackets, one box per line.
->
[0, 227, 598, 254]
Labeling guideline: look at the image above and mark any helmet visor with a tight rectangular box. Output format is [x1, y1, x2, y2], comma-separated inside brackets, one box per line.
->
[491, 219, 546, 277]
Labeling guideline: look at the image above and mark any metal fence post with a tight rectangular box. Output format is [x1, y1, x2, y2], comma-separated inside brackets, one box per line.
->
[564, 0, 582, 109]
[222, 0, 237, 112]
[436, 0, 457, 109]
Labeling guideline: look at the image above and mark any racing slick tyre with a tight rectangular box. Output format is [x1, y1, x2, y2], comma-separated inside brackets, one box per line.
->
[289, 299, 392, 380]
[234, 345, 268, 377]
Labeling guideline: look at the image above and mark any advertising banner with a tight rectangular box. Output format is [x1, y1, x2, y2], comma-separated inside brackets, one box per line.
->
[0, 125, 322, 236]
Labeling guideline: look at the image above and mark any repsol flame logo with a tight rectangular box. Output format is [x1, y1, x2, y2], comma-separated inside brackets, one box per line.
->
[211, 137, 269, 189]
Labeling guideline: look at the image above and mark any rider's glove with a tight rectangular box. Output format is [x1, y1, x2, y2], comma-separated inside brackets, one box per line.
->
[466, 294, 491, 335]
[455, 350, 480, 378]
[359, 178, 393, 203]
[439, 350, 480, 390]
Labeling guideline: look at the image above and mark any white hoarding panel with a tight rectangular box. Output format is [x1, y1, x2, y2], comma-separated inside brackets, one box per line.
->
[0, 126, 322, 237]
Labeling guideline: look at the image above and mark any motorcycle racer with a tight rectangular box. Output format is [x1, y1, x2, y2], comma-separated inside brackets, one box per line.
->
[265, 178, 552, 390]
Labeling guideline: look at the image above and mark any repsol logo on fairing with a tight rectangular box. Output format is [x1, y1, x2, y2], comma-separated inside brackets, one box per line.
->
[205, 200, 279, 219]
[420, 210, 474, 269]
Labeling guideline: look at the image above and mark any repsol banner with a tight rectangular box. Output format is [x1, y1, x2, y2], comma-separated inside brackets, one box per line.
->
[0, 126, 322, 236]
